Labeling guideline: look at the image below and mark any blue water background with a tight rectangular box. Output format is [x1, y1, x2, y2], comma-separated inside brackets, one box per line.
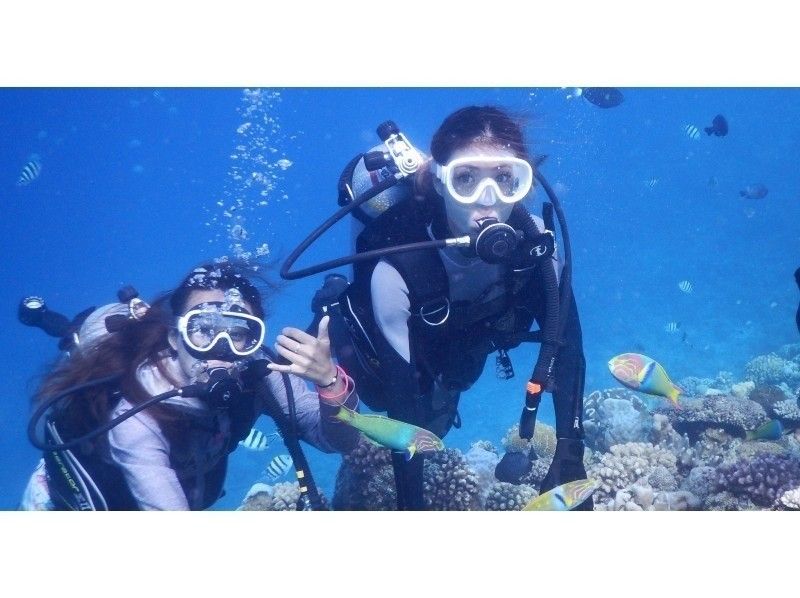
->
[1, 88, 798, 509]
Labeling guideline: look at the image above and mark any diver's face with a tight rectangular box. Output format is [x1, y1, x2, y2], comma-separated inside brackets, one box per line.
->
[168, 288, 257, 380]
[435, 146, 518, 236]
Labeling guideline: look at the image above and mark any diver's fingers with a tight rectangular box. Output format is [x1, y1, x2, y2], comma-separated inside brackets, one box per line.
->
[316, 315, 331, 343]
[275, 334, 313, 358]
[273, 344, 312, 369]
[280, 326, 316, 346]
[266, 362, 293, 373]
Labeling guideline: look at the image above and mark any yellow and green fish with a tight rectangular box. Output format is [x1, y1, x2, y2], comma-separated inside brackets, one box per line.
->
[745, 419, 784, 441]
[523, 479, 598, 511]
[334, 406, 444, 461]
[608, 352, 682, 408]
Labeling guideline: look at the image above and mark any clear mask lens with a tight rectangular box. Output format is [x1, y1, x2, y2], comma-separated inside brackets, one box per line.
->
[437, 156, 533, 204]
[179, 303, 265, 357]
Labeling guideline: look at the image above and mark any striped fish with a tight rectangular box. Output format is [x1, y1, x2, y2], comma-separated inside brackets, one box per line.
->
[684, 124, 700, 140]
[523, 479, 598, 511]
[265, 454, 293, 480]
[664, 321, 680, 334]
[238, 428, 278, 451]
[678, 280, 693, 294]
[17, 154, 42, 186]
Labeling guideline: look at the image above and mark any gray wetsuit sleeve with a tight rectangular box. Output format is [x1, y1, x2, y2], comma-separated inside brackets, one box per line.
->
[371, 259, 412, 363]
[108, 399, 189, 511]
[263, 371, 359, 453]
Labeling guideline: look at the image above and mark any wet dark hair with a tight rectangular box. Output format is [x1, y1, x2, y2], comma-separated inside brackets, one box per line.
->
[169, 261, 268, 319]
[430, 105, 530, 165]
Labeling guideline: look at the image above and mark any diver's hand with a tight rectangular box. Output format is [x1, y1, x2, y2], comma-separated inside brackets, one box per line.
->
[267, 315, 339, 388]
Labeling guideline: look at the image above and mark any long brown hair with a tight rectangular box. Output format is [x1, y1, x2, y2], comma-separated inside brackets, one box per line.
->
[33, 260, 276, 443]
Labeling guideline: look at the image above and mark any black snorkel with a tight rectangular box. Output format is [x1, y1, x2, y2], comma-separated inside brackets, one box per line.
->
[27, 367, 245, 452]
[280, 121, 471, 280]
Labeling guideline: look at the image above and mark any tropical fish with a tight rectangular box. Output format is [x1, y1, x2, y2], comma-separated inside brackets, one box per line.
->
[740, 184, 768, 200]
[745, 419, 784, 441]
[494, 451, 533, 484]
[265, 454, 293, 480]
[334, 406, 444, 460]
[581, 87, 624, 109]
[238, 428, 279, 451]
[705, 114, 728, 137]
[684, 124, 700, 140]
[645, 178, 659, 189]
[16, 154, 42, 186]
[608, 352, 683, 407]
[523, 479, 598, 511]
[678, 280, 694, 294]
[664, 322, 681, 334]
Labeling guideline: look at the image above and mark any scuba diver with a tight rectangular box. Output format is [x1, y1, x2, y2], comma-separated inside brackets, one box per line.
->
[19, 261, 359, 510]
[281, 106, 591, 510]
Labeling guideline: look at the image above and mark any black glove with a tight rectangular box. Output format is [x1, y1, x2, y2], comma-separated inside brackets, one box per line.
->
[540, 437, 593, 511]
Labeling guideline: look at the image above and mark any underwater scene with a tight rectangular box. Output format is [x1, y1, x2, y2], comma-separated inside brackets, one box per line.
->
[2, 87, 799, 511]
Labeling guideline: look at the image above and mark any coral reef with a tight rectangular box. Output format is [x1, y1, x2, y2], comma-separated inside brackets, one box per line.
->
[714, 453, 800, 507]
[779, 487, 800, 510]
[501, 422, 557, 461]
[587, 442, 677, 503]
[238, 481, 304, 511]
[648, 465, 678, 491]
[773, 399, 800, 425]
[583, 388, 652, 452]
[691, 428, 739, 467]
[730, 381, 754, 401]
[519, 458, 551, 489]
[747, 385, 786, 414]
[680, 466, 717, 501]
[464, 442, 500, 507]
[423, 448, 481, 510]
[665, 395, 766, 441]
[744, 354, 800, 387]
[704, 491, 758, 511]
[678, 371, 735, 397]
[594, 481, 699, 511]
[484, 482, 537, 511]
[332, 438, 396, 511]
[649, 414, 693, 473]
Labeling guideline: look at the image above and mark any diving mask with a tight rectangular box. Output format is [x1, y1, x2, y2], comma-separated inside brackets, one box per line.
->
[177, 302, 265, 358]
[433, 155, 533, 204]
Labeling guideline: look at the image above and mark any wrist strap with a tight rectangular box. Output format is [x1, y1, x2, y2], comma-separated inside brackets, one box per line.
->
[317, 365, 344, 390]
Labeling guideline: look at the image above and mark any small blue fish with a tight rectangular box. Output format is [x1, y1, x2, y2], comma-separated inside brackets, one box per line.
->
[265, 454, 293, 480]
[17, 154, 42, 186]
[684, 124, 700, 140]
[745, 419, 784, 441]
[678, 280, 694, 294]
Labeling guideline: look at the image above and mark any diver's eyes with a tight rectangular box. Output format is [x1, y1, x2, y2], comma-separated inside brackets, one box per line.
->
[453, 171, 476, 186]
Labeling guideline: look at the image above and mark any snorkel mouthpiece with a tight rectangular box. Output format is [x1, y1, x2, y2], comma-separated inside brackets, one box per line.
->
[473, 219, 521, 264]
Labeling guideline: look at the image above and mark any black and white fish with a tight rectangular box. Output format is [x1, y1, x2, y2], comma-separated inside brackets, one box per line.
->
[684, 124, 700, 141]
[704, 114, 728, 137]
[678, 280, 694, 294]
[265, 454, 293, 480]
[16, 154, 42, 186]
[238, 428, 278, 451]
[740, 184, 768, 200]
[664, 321, 681, 334]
